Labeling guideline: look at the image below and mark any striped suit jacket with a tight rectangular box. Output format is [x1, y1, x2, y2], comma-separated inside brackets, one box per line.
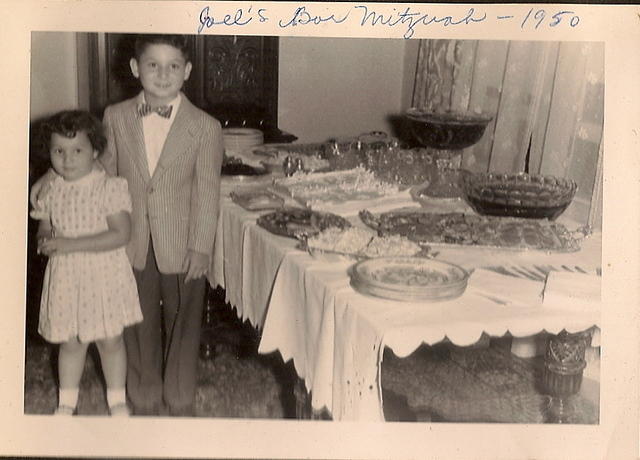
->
[101, 93, 223, 274]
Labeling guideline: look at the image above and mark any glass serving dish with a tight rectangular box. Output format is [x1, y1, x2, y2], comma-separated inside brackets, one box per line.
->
[460, 172, 577, 220]
[350, 257, 469, 302]
[404, 108, 493, 150]
[230, 189, 285, 212]
[403, 108, 493, 198]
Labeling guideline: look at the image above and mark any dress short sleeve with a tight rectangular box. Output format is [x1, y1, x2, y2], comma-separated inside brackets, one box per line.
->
[103, 177, 133, 216]
[29, 184, 51, 220]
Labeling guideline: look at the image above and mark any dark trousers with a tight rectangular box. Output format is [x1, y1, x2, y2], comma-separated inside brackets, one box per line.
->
[124, 242, 205, 414]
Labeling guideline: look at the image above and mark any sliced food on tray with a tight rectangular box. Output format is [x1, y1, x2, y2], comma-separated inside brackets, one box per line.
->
[273, 166, 401, 211]
[359, 209, 580, 252]
[256, 207, 351, 239]
[304, 226, 427, 259]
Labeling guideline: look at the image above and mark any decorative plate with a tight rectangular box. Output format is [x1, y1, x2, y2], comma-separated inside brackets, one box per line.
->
[350, 257, 469, 302]
[230, 189, 284, 211]
[359, 209, 580, 252]
[256, 207, 351, 239]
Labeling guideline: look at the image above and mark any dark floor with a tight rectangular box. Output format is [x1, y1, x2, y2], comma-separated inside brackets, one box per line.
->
[24, 284, 298, 418]
[24, 335, 291, 418]
[24, 324, 599, 423]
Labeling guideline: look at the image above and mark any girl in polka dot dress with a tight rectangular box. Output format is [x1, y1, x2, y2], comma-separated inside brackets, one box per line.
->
[31, 110, 143, 416]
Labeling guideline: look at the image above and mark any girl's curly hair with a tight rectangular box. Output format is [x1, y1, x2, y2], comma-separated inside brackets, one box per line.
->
[40, 110, 107, 155]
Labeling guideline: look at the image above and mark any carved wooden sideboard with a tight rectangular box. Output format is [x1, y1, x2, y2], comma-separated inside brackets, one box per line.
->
[87, 33, 296, 142]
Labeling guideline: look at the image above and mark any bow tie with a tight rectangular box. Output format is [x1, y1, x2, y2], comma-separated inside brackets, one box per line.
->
[137, 103, 173, 118]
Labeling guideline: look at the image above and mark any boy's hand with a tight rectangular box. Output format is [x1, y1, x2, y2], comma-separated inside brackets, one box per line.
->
[183, 250, 209, 282]
[30, 170, 56, 209]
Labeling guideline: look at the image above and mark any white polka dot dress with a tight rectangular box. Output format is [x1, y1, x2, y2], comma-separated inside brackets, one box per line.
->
[33, 170, 143, 343]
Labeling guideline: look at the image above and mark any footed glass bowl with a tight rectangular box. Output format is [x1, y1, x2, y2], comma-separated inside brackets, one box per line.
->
[405, 108, 493, 150]
[461, 172, 577, 220]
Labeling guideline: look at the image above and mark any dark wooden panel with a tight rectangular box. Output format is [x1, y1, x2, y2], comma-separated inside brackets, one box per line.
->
[88, 33, 295, 142]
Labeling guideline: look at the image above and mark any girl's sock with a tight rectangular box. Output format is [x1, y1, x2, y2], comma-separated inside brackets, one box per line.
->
[106, 388, 127, 409]
[58, 387, 79, 409]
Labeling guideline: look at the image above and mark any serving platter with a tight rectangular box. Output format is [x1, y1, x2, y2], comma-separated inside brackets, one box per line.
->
[230, 189, 285, 211]
[252, 144, 329, 172]
[350, 257, 469, 302]
[273, 166, 401, 211]
[302, 226, 430, 261]
[256, 207, 351, 239]
[359, 209, 580, 252]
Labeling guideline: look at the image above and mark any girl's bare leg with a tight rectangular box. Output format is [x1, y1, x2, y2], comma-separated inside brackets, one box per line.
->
[57, 337, 89, 413]
[96, 334, 128, 415]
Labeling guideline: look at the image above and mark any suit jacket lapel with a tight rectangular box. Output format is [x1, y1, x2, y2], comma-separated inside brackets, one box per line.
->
[152, 94, 197, 182]
[123, 97, 151, 182]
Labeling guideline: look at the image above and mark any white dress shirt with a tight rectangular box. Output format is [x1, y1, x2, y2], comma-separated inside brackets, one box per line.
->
[140, 93, 181, 176]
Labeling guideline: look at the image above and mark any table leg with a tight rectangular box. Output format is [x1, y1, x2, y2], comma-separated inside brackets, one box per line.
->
[542, 329, 593, 423]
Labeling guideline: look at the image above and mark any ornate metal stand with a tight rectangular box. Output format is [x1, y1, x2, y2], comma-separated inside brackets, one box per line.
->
[542, 330, 592, 423]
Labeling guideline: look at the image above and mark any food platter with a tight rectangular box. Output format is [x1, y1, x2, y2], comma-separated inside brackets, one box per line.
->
[302, 226, 430, 261]
[359, 209, 580, 252]
[350, 257, 469, 302]
[230, 189, 285, 211]
[252, 144, 329, 172]
[256, 207, 351, 239]
[221, 162, 269, 177]
[273, 166, 401, 211]
[220, 153, 275, 185]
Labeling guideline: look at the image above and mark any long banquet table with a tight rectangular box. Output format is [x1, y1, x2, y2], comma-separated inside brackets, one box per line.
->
[209, 179, 601, 422]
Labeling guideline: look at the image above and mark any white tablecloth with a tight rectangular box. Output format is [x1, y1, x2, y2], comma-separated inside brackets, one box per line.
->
[209, 187, 602, 421]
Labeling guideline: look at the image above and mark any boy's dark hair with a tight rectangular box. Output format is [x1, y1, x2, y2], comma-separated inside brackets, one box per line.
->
[133, 34, 190, 62]
[40, 110, 107, 155]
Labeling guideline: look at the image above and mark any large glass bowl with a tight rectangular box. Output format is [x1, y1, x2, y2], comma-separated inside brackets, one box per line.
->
[405, 108, 493, 150]
[460, 172, 577, 220]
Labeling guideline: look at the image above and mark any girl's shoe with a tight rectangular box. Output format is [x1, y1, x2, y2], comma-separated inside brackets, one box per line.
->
[109, 402, 131, 417]
[53, 405, 74, 416]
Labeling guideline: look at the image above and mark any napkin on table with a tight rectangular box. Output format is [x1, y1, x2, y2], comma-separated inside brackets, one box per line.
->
[542, 271, 601, 312]
[466, 268, 544, 306]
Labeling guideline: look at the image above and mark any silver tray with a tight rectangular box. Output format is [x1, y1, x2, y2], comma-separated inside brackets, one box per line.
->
[230, 189, 284, 211]
[359, 209, 581, 253]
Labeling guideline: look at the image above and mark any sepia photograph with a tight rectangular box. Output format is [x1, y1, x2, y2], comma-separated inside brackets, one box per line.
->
[2, 2, 639, 459]
[26, 31, 603, 424]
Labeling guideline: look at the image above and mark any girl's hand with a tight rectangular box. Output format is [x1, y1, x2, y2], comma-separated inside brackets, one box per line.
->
[38, 237, 75, 256]
[182, 250, 209, 282]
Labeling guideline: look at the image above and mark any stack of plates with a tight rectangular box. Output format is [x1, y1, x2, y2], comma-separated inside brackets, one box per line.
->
[350, 257, 469, 302]
[223, 128, 264, 155]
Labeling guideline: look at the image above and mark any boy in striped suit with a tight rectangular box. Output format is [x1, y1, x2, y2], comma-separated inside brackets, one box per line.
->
[99, 34, 223, 416]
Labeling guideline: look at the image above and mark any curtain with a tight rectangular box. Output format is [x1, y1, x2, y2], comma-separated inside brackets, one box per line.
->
[412, 40, 604, 228]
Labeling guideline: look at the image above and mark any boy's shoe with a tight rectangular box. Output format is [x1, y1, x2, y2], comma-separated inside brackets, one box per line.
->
[132, 403, 162, 416]
[53, 405, 74, 416]
[109, 402, 131, 417]
[168, 404, 195, 417]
